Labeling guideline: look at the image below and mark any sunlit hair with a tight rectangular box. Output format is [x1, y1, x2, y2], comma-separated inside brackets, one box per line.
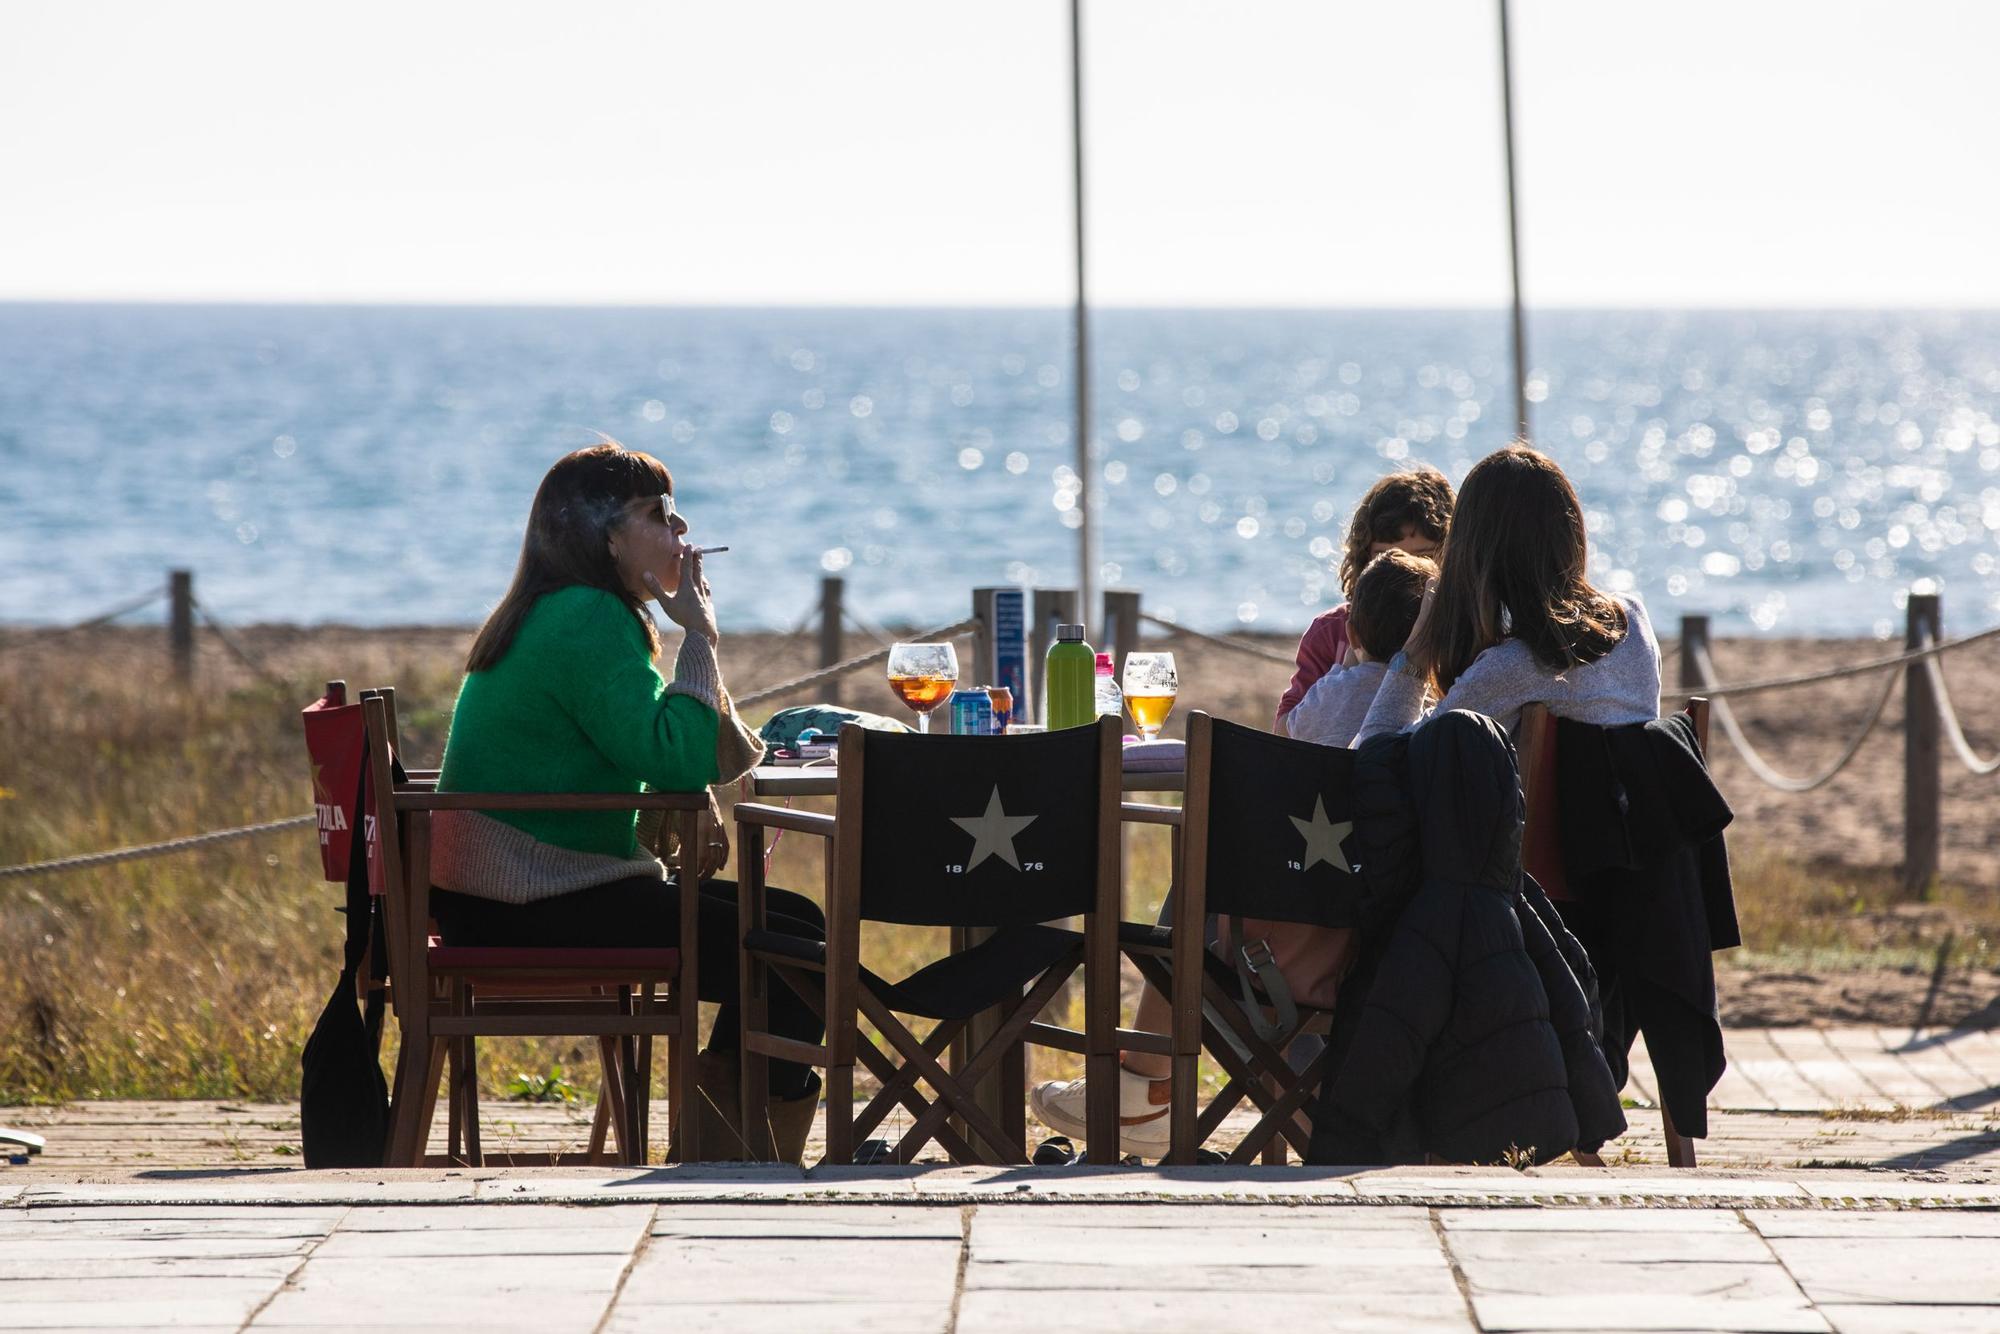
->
[1411, 444, 1626, 694]
[1346, 549, 1438, 662]
[1339, 467, 1454, 594]
[466, 442, 672, 672]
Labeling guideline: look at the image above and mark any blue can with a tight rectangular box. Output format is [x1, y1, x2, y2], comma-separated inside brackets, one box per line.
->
[947, 687, 995, 736]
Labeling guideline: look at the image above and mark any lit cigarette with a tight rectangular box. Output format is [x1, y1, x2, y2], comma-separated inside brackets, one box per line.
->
[690, 545, 729, 555]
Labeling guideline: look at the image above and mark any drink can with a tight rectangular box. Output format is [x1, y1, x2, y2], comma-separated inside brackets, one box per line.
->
[985, 685, 1014, 733]
[947, 688, 995, 736]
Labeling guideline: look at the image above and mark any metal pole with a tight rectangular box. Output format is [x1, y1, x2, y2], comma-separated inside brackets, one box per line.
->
[1070, 0, 1096, 636]
[1497, 0, 1531, 442]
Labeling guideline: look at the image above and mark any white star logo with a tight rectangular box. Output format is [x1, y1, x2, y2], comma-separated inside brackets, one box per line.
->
[1289, 796, 1353, 872]
[950, 786, 1039, 871]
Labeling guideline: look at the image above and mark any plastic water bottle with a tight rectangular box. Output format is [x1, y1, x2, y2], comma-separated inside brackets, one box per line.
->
[1093, 652, 1123, 719]
[1044, 624, 1096, 730]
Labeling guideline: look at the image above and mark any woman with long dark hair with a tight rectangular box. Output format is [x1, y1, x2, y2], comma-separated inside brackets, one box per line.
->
[1357, 444, 1661, 740]
[431, 442, 824, 1161]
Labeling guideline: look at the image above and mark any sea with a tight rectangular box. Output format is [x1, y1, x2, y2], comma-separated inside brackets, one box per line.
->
[2, 303, 1996, 638]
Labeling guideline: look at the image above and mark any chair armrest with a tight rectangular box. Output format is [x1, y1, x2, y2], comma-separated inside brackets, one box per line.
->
[734, 802, 836, 838]
[1121, 802, 1182, 827]
[397, 791, 710, 813]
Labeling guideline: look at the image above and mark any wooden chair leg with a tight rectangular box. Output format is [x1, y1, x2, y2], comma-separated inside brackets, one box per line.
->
[1662, 1102, 1698, 1168]
[1572, 1149, 1606, 1167]
[459, 1036, 482, 1166]
[597, 1035, 630, 1164]
[588, 1086, 612, 1162]
[1260, 1070, 1289, 1164]
[635, 984, 655, 1165]
[414, 1037, 447, 1165]
[386, 1020, 433, 1167]
[824, 1063, 855, 1164]
[668, 988, 698, 1163]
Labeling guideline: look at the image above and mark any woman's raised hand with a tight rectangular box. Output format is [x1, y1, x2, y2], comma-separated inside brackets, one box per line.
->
[1403, 575, 1439, 671]
[643, 551, 718, 646]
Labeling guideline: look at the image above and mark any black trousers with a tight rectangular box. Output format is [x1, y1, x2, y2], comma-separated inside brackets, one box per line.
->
[431, 877, 826, 1099]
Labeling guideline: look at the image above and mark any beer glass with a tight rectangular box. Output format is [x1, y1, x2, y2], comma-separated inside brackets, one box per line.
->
[886, 641, 958, 733]
[1121, 651, 1178, 742]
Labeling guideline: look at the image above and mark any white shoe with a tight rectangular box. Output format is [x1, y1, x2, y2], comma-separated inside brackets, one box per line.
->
[1029, 1067, 1173, 1159]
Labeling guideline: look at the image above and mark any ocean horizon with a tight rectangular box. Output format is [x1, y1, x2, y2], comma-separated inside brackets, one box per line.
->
[3, 302, 1996, 637]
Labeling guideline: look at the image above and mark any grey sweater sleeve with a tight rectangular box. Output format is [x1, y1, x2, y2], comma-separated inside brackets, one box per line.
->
[1285, 661, 1388, 747]
[1355, 640, 1546, 742]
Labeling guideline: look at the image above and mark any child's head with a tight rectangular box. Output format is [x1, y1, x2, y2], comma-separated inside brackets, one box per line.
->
[1339, 467, 1454, 595]
[1347, 548, 1438, 662]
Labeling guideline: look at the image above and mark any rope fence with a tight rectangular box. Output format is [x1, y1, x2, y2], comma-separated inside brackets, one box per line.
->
[3, 572, 1993, 890]
[0, 586, 166, 654]
[0, 815, 317, 882]
[1136, 610, 1297, 667]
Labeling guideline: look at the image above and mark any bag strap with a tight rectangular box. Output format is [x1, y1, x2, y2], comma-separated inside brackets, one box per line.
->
[1228, 915, 1299, 1047]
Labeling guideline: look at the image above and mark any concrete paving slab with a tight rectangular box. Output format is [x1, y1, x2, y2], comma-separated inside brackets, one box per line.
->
[970, 1201, 1428, 1228]
[0, 1298, 277, 1329]
[1470, 1292, 1828, 1333]
[1447, 1229, 1770, 1265]
[1353, 1172, 1811, 1206]
[1819, 1305, 2000, 1333]
[1798, 1178, 2000, 1205]
[0, 1256, 303, 1282]
[336, 1202, 643, 1231]
[954, 1287, 1474, 1333]
[649, 1203, 961, 1239]
[1761, 1236, 2000, 1306]
[904, 1164, 1360, 1199]
[1442, 1208, 1750, 1232]
[472, 1166, 807, 1202]
[251, 1253, 626, 1328]
[1746, 1208, 2000, 1237]
[20, 1176, 480, 1207]
[620, 1236, 961, 1306]
[604, 1301, 949, 1333]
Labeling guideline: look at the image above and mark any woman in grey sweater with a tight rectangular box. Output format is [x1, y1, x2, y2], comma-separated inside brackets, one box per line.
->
[1357, 445, 1661, 742]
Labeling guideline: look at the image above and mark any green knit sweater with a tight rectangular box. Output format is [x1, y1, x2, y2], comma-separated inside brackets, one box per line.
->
[438, 585, 722, 859]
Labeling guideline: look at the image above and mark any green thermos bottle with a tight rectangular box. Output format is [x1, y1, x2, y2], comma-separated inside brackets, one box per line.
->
[1044, 623, 1096, 730]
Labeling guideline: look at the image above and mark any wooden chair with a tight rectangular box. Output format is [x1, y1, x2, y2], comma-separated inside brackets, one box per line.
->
[358, 690, 712, 1166]
[1516, 697, 1712, 1169]
[1121, 711, 1367, 1165]
[733, 716, 1126, 1165]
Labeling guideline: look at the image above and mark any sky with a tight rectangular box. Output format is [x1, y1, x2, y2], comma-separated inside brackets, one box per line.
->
[3, 0, 1996, 307]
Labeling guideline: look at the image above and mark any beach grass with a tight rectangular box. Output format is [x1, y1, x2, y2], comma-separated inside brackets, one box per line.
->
[3, 627, 1996, 1104]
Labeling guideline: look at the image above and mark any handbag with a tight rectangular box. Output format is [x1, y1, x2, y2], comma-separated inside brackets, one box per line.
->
[298, 685, 390, 1167]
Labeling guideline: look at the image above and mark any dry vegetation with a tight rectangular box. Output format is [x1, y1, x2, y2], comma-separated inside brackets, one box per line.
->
[3, 621, 1997, 1104]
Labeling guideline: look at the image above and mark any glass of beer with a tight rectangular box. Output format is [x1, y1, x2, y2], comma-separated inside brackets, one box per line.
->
[886, 641, 959, 733]
[1121, 651, 1178, 742]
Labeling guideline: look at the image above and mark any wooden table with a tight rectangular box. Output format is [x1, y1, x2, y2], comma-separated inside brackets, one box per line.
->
[748, 763, 1185, 798]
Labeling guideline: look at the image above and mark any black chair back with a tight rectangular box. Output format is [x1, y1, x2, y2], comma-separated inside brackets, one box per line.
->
[852, 720, 1112, 927]
[1201, 715, 1364, 928]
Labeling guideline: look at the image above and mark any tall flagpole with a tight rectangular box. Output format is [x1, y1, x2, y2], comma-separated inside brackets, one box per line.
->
[1070, 0, 1095, 632]
[1498, 0, 1531, 442]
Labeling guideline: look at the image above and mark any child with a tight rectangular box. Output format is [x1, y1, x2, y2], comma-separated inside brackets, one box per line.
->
[1286, 548, 1437, 747]
[1274, 467, 1453, 731]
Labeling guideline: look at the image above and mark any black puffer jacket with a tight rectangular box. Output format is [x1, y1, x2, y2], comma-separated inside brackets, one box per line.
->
[1310, 710, 1620, 1165]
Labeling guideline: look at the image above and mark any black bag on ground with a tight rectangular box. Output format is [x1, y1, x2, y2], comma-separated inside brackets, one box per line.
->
[300, 761, 389, 1167]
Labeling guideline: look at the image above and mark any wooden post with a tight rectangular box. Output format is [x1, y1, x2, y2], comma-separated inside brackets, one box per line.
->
[1102, 588, 1142, 681]
[818, 576, 844, 707]
[168, 569, 194, 683]
[1904, 591, 1942, 898]
[1678, 614, 1710, 694]
[1029, 588, 1080, 724]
